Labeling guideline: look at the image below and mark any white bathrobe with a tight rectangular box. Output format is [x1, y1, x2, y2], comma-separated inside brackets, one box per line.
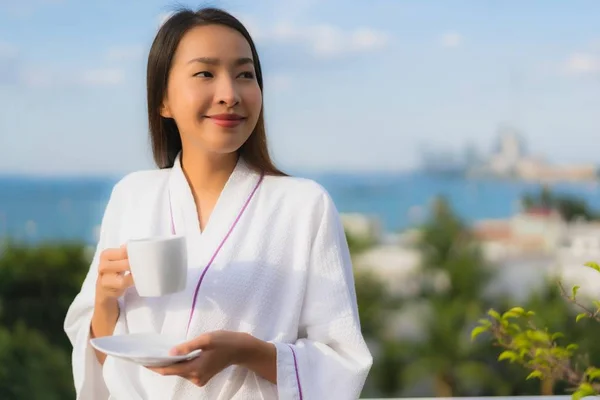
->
[64, 154, 373, 400]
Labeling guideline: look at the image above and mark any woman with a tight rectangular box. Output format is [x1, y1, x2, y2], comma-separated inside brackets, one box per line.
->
[64, 7, 372, 400]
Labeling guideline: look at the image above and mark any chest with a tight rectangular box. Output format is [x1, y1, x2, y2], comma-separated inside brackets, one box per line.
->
[183, 220, 310, 325]
[119, 195, 313, 332]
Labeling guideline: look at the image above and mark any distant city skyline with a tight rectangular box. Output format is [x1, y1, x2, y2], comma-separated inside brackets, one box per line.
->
[0, 0, 599, 176]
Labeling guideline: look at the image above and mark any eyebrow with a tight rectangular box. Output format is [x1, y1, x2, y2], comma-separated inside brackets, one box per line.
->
[187, 57, 254, 66]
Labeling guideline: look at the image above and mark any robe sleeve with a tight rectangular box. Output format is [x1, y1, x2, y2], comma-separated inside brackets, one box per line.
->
[272, 189, 373, 400]
[63, 181, 128, 400]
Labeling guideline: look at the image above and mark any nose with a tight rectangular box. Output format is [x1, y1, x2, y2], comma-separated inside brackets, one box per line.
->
[215, 76, 240, 108]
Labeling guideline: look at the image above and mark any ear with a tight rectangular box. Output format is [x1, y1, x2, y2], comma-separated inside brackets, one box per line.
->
[160, 100, 172, 118]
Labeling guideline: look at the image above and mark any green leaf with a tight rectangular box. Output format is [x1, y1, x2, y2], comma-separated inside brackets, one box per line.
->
[527, 330, 550, 343]
[498, 350, 518, 363]
[488, 309, 502, 320]
[507, 306, 526, 315]
[534, 348, 545, 358]
[576, 313, 588, 323]
[502, 311, 521, 319]
[584, 261, 600, 272]
[585, 367, 600, 381]
[567, 344, 579, 352]
[508, 323, 522, 334]
[593, 300, 600, 310]
[513, 336, 531, 349]
[519, 348, 528, 358]
[471, 326, 489, 341]
[526, 370, 543, 380]
[550, 347, 568, 359]
[552, 332, 565, 340]
[572, 285, 580, 299]
[477, 318, 492, 328]
[526, 311, 535, 316]
[572, 383, 596, 400]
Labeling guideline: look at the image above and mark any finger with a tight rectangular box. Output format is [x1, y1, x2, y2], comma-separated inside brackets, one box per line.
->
[149, 357, 200, 376]
[100, 247, 128, 263]
[102, 273, 133, 291]
[170, 333, 214, 356]
[99, 259, 130, 274]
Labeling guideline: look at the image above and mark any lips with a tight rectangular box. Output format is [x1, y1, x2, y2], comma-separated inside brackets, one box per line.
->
[206, 113, 246, 128]
[207, 113, 245, 121]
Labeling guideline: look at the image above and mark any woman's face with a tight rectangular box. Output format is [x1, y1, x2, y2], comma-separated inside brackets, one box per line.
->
[161, 24, 262, 156]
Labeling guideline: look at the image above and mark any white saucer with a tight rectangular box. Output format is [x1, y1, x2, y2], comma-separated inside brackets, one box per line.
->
[90, 333, 202, 367]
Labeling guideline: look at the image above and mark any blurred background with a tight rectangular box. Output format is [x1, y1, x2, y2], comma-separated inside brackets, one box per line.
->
[1, 0, 600, 398]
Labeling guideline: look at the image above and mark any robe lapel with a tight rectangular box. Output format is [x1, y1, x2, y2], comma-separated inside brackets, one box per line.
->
[167, 153, 201, 239]
[160, 153, 263, 339]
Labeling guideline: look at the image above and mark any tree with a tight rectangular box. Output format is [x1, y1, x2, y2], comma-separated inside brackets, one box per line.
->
[0, 240, 91, 399]
[347, 229, 410, 397]
[400, 196, 505, 396]
[0, 323, 74, 400]
[521, 187, 598, 221]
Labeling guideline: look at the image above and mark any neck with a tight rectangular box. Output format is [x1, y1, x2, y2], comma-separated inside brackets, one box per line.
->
[180, 150, 239, 196]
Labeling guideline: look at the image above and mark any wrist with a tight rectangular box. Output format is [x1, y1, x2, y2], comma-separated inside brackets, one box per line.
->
[237, 333, 275, 367]
[91, 296, 120, 338]
[235, 333, 278, 384]
[95, 293, 119, 309]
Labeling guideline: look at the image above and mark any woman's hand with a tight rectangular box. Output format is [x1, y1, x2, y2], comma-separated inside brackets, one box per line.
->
[96, 245, 134, 303]
[92, 245, 134, 363]
[148, 330, 277, 387]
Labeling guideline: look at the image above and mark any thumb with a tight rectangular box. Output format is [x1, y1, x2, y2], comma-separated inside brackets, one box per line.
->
[170, 333, 213, 355]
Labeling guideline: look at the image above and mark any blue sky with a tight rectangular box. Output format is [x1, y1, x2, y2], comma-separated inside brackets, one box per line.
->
[0, 0, 599, 175]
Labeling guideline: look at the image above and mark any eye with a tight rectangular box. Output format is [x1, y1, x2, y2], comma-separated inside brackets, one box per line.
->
[238, 71, 255, 79]
[193, 71, 213, 78]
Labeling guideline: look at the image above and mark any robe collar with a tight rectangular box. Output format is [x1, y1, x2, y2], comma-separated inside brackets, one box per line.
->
[167, 151, 260, 241]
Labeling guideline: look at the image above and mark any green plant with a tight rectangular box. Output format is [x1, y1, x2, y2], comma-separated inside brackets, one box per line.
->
[472, 261, 600, 400]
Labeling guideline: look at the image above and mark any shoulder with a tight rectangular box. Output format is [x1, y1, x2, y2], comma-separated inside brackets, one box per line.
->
[108, 168, 170, 203]
[99, 169, 170, 239]
[261, 174, 338, 218]
[263, 174, 329, 200]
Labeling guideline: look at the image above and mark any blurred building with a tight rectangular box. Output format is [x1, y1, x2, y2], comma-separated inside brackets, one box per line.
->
[473, 207, 565, 260]
[341, 212, 383, 243]
[468, 124, 598, 182]
[554, 221, 600, 300]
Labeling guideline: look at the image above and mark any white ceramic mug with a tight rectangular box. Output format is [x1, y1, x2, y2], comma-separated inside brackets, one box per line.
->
[127, 235, 187, 297]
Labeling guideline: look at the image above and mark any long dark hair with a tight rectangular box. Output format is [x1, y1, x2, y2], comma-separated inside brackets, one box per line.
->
[146, 7, 286, 176]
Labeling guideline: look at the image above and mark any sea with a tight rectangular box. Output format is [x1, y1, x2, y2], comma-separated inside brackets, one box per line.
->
[1, 171, 600, 245]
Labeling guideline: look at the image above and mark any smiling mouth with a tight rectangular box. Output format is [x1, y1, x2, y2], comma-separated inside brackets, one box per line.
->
[205, 113, 246, 121]
[205, 114, 246, 128]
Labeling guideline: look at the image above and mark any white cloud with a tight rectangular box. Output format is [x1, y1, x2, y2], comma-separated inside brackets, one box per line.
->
[0, 40, 130, 88]
[266, 21, 390, 58]
[565, 52, 600, 75]
[440, 31, 462, 48]
[152, 11, 389, 59]
[20, 67, 126, 87]
[19, 68, 53, 87]
[0, 40, 129, 87]
[352, 28, 389, 51]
